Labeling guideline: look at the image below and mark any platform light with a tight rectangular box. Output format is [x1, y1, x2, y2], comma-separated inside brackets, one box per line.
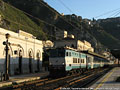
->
[5, 33, 10, 39]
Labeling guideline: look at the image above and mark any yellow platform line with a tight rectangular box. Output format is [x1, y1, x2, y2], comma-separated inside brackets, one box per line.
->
[94, 68, 116, 90]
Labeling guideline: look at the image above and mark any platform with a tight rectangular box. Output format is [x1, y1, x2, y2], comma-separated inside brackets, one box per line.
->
[89, 67, 120, 90]
[0, 71, 49, 87]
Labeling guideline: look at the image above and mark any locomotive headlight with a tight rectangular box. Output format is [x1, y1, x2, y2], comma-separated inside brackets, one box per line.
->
[49, 63, 52, 65]
[62, 63, 64, 65]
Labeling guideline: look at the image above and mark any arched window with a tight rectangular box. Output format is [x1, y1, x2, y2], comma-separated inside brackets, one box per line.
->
[36, 52, 40, 59]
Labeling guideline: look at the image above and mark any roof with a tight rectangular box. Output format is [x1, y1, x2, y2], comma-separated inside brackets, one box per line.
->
[82, 51, 107, 59]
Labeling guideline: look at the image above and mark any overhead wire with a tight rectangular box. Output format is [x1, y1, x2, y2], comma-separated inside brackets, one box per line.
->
[109, 9, 120, 18]
[113, 11, 120, 17]
[58, 0, 74, 14]
[94, 8, 120, 19]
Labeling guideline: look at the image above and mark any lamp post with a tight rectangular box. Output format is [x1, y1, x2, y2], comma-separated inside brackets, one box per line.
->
[3, 34, 24, 80]
[3, 33, 10, 81]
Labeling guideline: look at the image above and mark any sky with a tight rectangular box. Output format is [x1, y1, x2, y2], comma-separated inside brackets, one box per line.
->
[44, 0, 120, 19]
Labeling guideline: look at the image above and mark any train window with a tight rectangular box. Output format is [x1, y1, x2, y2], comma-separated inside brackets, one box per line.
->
[50, 49, 65, 57]
[78, 59, 79, 63]
[81, 59, 84, 63]
[69, 52, 71, 56]
[81, 59, 83, 63]
[76, 53, 78, 56]
[87, 57, 91, 63]
[79, 54, 81, 58]
[75, 53, 76, 55]
[66, 52, 69, 56]
[83, 59, 84, 63]
[72, 52, 74, 55]
[73, 58, 75, 63]
[73, 58, 77, 63]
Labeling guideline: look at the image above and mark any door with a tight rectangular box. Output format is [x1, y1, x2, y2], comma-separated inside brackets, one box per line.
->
[37, 53, 40, 72]
[19, 50, 22, 74]
[29, 51, 32, 73]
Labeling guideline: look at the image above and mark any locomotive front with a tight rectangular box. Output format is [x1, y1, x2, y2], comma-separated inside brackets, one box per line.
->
[49, 48, 66, 76]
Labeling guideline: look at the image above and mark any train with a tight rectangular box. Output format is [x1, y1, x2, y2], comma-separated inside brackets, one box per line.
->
[49, 47, 113, 76]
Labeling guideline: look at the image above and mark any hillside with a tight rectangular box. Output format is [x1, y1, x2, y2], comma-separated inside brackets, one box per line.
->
[88, 24, 120, 49]
[98, 17, 120, 41]
[3, 0, 60, 24]
[2, 0, 120, 52]
[0, 0, 47, 40]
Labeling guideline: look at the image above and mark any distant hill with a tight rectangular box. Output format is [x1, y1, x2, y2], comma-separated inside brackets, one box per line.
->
[63, 15, 120, 49]
[98, 17, 120, 41]
[2, 0, 120, 52]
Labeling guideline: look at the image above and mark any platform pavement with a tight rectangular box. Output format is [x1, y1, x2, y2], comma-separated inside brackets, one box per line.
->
[0, 71, 49, 87]
[89, 67, 120, 90]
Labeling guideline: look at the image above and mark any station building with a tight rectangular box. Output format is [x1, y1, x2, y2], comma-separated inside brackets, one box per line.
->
[0, 28, 43, 75]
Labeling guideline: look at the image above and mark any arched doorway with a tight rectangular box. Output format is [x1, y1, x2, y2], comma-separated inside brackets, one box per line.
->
[29, 51, 33, 73]
[36, 52, 40, 72]
[19, 50, 22, 74]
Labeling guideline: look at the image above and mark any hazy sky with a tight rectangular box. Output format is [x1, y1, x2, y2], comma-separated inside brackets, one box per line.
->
[44, 0, 120, 19]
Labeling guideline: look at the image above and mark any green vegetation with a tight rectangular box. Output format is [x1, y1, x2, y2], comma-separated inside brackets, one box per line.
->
[89, 27, 120, 49]
[99, 18, 120, 41]
[3, 0, 59, 24]
[0, 0, 47, 40]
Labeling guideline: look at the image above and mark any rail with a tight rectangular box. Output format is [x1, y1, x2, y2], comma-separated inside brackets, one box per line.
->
[0, 67, 113, 90]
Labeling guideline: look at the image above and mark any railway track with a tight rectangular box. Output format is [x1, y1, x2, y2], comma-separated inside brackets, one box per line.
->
[55, 67, 112, 90]
[0, 67, 112, 90]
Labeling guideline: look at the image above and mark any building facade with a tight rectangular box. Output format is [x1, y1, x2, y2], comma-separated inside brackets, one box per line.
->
[0, 28, 43, 75]
[54, 31, 94, 52]
[55, 30, 67, 40]
[54, 39, 94, 52]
